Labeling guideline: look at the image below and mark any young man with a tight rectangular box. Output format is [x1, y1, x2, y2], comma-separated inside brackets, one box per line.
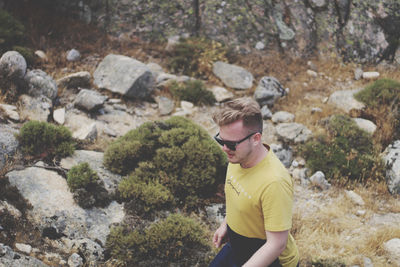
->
[210, 98, 299, 267]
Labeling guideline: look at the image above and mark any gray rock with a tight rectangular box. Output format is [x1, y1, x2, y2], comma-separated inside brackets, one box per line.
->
[68, 253, 83, 267]
[0, 103, 19, 121]
[306, 70, 318, 78]
[383, 140, 400, 194]
[15, 243, 32, 254]
[0, 243, 48, 267]
[255, 41, 265, 50]
[56, 71, 91, 88]
[6, 167, 125, 245]
[274, 12, 295, 41]
[311, 107, 322, 114]
[309, 171, 331, 190]
[363, 257, 373, 267]
[24, 69, 58, 101]
[34, 50, 48, 61]
[74, 89, 107, 111]
[18, 94, 52, 122]
[328, 89, 365, 113]
[352, 118, 377, 134]
[70, 238, 103, 264]
[60, 150, 123, 194]
[0, 125, 18, 171]
[72, 122, 97, 141]
[0, 51, 26, 80]
[354, 68, 363, 80]
[272, 111, 295, 123]
[362, 71, 379, 79]
[367, 213, 400, 227]
[205, 204, 225, 225]
[146, 62, 164, 74]
[345, 190, 365, 206]
[208, 85, 234, 102]
[0, 200, 22, 218]
[383, 238, 400, 266]
[270, 143, 293, 168]
[212, 61, 253, 90]
[261, 105, 273, 120]
[275, 122, 312, 143]
[93, 54, 155, 99]
[66, 49, 81, 62]
[53, 108, 66, 125]
[165, 35, 180, 51]
[254, 76, 286, 107]
[155, 96, 175, 115]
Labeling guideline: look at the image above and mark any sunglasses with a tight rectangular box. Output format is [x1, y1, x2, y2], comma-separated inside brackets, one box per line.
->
[214, 132, 259, 151]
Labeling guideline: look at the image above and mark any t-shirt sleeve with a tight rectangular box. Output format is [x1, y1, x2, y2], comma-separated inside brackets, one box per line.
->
[261, 180, 293, 232]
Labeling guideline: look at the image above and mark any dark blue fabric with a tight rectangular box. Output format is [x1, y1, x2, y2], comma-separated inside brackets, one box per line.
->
[208, 225, 282, 267]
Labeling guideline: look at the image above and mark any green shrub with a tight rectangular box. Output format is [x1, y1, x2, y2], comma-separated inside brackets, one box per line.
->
[354, 78, 400, 108]
[300, 115, 384, 183]
[17, 120, 75, 158]
[0, 9, 25, 54]
[106, 213, 210, 266]
[105, 116, 227, 210]
[168, 37, 229, 78]
[169, 80, 216, 105]
[67, 162, 99, 191]
[12, 45, 35, 66]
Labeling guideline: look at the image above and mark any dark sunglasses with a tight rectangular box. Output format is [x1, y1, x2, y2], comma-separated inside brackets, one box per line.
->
[214, 132, 259, 151]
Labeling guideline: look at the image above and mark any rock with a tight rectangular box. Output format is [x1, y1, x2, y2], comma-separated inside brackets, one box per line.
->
[146, 62, 164, 75]
[0, 200, 22, 218]
[53, 108, 66, 125]
[345, 190, 365, 206]
[66, 49, 81, 62]
[367, 213, 400, 227]
[270, 143, 293, 168]
[15, 243, 32, 254]
[208, 85, 234, 102]
[0, 125, 18, 171]
[254, 76, 286, 107]
[261, 105, 273, 120]
[0, 51, 27, 80]
[383, 140, 400, 194]
[362, 71, 380, 79]
[74, 89, 107, 111]
[272, 111, 295, 123]
[18, 94, 52, 122]
[68, 253, 83, 267]
[291, 167, 309, 181]
[0, 243, 48, 267]
[181, 100, 194, 111]
[93, 54, 155, 99]
[354, 68, 363, 80]
[70, 238, 104, 264]
[255, 41, 265, 50]
[352, 118, 377, 134]
[363, 257, 373, 267]
[309, 171, 331, 190]
[212, 61, 253, 90]
[6, 167, 125, 245]
[165, 35, 180, 51]
[60, 150, 123, 194]
[306, 70, 318, 78]
[328, 89, 365, 113]
[34, 50, 48, 61]
[383, 238, 400, 265]
[356, 210, 366, 216]
[24, 69, 58, 101]
[56, 71, 91, 89]
[72, 122, 97, 141]
[155, 96, 175, 115]
[275, 122, 312, 143]
[307, 61, 318, 71]
[205, 204, 225, 225]
[0, 103, 19, 121]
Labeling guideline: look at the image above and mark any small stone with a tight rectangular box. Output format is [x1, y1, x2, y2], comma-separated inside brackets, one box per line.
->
[362, 71, 379, 79]
[356, 210, 366, 216]
[34, 50, 48, 61]
[345, 190, 365, 206]
[306, 70, 318, 78]
[0, 104, 19, 121]
[354, 68, 363, 80]
[311, 107, 322, 114]
[255, 41, 265, 50]
[68, 252, 83, 267]
[309, 171, 331, 190]
[15, 243, 32, 254]
[66, 49, 81, 62]
[53, 108, 65, 125]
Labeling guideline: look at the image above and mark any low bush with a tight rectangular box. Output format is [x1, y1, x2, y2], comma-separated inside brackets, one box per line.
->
[17, 120, 75, 159]
[300, 115, 385, 183]
[67, 162, 99, 191]
[169, 80, 216, 105]
[106, 213, 210, 266]
[354, 78, 400, 147]
[167, 37, 229, 78]
[105, 116, 227, 211]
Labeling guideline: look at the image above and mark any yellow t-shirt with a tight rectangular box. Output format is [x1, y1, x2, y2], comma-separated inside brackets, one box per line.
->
[225, 147, 299, 267]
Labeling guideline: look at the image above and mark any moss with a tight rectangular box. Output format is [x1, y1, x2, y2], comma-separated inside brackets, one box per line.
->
[106, 213, 210, 266]
[0, 9, 25, 53]
[67, 162, 99, 191]
[300, 115, 384, 183]
[16, 120, 75, 159]
[169, 80, 216, 105]
[105, 116, 227, 212]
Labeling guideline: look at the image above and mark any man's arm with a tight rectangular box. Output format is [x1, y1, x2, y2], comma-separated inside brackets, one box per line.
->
[242, 230, 288, 267]
[212, 217, 227, 248]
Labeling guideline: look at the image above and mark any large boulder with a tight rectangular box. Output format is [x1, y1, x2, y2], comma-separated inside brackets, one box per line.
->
[0, 243, 49, 267]
[275, 122, 312, 143]
[0, 51, 26, 81]
[254, 76, 286, 107]
[93, 54, 155, 99]
[212, 61, 253, 90]
[24, 69, 58, 101]
[18, 94, 52, 122]
[383, 140, 400, 194]
[74, 89, 107, 111]
[328, 89, 365, 113]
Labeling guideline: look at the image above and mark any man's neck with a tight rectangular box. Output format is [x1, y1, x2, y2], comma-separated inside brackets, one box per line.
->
[240, 144, 269, 169]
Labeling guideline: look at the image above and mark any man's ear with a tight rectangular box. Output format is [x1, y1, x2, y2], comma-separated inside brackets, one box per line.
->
[253, 132, 262, 145]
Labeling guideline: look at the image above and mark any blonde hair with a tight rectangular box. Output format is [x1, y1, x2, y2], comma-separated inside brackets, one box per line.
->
[212, 97, 263, 133]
